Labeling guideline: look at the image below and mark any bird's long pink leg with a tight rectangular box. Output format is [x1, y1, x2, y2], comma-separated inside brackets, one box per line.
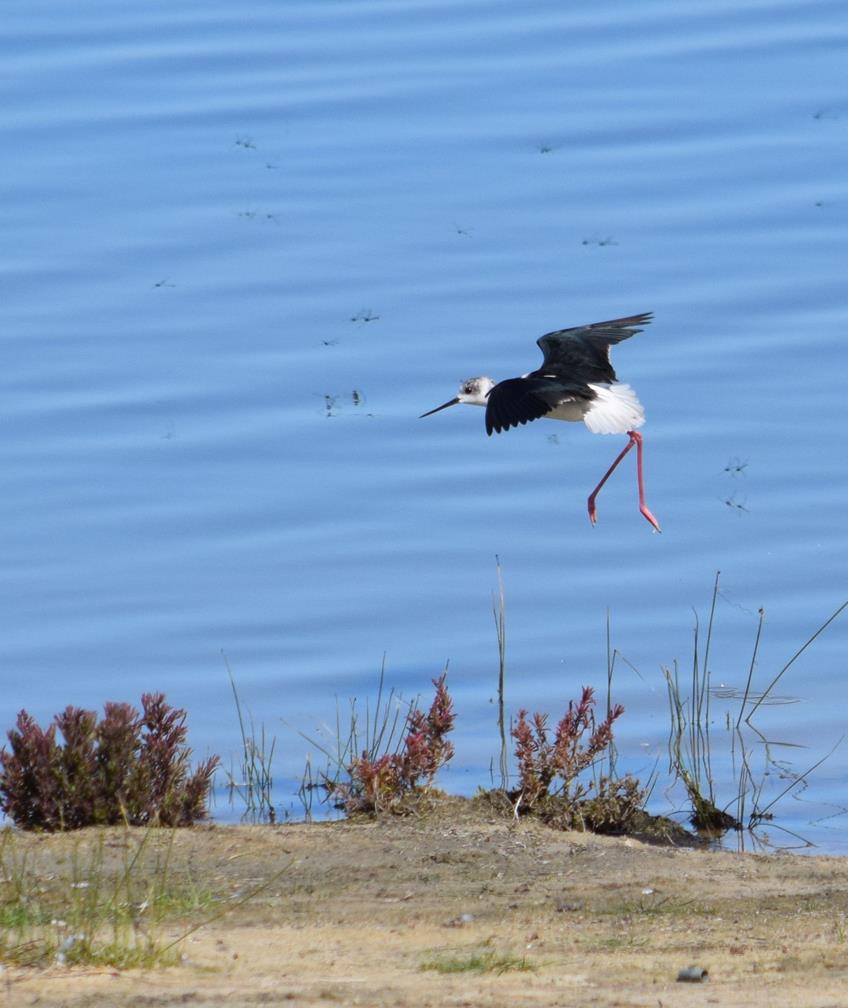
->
[587, 438, 634, 525]
[587, 431, 661, 533]
[629, 431, 661, 532]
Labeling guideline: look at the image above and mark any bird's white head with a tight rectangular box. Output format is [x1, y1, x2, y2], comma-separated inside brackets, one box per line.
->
[420, 376, 495, 417]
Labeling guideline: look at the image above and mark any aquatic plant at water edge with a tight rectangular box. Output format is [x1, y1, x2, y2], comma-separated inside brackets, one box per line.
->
[664, 573, 848, 843]
[223, 658, 277, 824]
[508, 686, 645, 830]
[327, 672, 455, 814]
[512, 686, 622, 806]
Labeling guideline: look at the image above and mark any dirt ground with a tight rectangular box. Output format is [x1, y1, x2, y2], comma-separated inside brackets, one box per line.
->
[5, 797, 848, 1008]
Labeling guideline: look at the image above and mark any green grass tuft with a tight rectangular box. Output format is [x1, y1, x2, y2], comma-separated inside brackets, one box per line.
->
[0, 826, 218, 968]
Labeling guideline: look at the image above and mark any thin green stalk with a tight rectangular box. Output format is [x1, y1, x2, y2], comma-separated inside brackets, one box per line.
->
[745, 600, 848, 724]
[223, 653, 275, 821]
[493, 555, 508, 791]
[751, 737, 844, 825]
[605, 610, 618, 778]
[735, 607, 765, 729]
[689, 610, 701, 792]
[700, 571, 720, 799]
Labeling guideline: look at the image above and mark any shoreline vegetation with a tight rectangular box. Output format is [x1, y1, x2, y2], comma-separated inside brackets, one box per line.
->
[1, 576, 846, 1002]
[5, 575, 845, 849]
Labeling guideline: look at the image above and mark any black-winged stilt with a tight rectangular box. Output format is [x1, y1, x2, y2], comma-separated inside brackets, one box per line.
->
[420, 312, 661, 532]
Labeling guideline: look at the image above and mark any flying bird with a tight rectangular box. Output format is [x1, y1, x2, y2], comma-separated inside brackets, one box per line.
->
[420, 312, 661, 531]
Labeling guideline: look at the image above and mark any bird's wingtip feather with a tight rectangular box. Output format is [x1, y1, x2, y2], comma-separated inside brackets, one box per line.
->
[608, 311, 653, 327]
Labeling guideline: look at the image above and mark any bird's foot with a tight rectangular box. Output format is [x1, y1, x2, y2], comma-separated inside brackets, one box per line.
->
[640, 504, 662, 533]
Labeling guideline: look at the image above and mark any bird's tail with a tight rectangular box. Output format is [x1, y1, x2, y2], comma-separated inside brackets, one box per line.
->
[583, 382, 645, 434]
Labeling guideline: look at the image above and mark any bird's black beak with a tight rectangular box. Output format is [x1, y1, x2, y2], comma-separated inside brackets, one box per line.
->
[419, 397, 460, 418]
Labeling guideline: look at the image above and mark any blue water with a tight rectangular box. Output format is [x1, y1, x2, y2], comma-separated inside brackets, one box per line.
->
[2, 0, 847, 850]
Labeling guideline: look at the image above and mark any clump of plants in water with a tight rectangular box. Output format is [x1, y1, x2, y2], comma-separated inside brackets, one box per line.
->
[663, 573, 847, 844]
[498, 686, 646, 832]
[0, 693, 219, 830]
[327, 673, 455, 814]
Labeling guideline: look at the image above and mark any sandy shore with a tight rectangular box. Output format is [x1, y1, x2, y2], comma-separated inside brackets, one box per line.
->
[5, 797, 848, 1007]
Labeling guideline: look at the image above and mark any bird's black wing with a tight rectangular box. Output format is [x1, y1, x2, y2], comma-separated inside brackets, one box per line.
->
[536, 312, 652, 384]
[485, 377, 589, 435]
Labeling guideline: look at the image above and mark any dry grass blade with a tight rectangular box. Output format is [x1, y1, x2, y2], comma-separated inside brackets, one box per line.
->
[158, 860, 293, 956]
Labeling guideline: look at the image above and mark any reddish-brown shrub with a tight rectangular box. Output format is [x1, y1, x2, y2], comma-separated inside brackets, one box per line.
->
[0, 693, 219, 830]
[512, 686, 625, 814]
[331, 673, 455, 814]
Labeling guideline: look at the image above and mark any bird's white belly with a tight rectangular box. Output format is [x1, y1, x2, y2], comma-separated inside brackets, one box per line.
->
[546, 382, 645, 434]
